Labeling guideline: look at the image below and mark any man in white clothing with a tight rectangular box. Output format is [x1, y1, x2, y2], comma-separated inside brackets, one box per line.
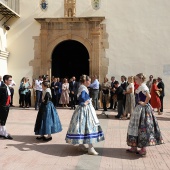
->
[35, 76, 43, 110]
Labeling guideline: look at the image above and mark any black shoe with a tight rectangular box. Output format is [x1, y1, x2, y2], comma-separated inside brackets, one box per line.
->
[108, 107, 112, 109]
[43, 137, 52, 142]
[3, 135, 13, 140]
[115, 115, 120, 119]
[36, 136, 45, 140]
[10, 105, 15, 107]
[113, 108, 116, 110]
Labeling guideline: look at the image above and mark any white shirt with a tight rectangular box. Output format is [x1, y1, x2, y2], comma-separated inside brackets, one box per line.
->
[126, 83, 134, 94]
[35, 79, 43, 91]
[5, 84, 11, 96]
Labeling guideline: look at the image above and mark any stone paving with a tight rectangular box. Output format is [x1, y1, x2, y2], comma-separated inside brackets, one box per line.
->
[0, 107, 170, 170]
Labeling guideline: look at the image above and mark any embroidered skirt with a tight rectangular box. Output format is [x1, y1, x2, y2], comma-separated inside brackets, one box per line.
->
[127, 104, 164, 148]
[65, 104, 105, 144]
[34, 101, 62, 135]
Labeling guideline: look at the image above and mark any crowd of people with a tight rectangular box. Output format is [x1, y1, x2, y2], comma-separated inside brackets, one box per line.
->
[0, 73, 165, 156]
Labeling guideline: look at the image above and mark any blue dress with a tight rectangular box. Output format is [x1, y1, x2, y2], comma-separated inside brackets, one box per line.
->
[34, 91, 62, 135]
[127, 83, 164, 148]
[65, 85, 105, 144]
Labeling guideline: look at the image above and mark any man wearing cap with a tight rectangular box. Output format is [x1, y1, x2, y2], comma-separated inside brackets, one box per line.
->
[157, 77, 165, 113]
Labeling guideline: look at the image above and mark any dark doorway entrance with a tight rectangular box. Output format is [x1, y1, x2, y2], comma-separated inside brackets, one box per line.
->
[52, 40, 89, 80]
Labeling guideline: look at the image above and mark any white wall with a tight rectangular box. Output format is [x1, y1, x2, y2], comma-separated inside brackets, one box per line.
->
[7, 0, 170, 107]
[0, 16, 8, 76]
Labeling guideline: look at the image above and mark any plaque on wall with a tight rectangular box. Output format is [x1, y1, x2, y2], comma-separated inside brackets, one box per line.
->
[91, 0, 101, 10]
[40, 0, 48, 10]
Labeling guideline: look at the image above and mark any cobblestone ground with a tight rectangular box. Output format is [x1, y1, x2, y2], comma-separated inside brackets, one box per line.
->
[0, 107, 170, 170]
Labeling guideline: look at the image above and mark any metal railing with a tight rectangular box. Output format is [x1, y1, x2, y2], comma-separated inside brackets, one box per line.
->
[0, 0, 20, 14]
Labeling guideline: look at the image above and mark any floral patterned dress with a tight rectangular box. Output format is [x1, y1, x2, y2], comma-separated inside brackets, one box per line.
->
[127, 83, 164, 148]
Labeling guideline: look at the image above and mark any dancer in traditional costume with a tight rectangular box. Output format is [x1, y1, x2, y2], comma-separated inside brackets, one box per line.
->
[65, 75, 104, 155]
[0, 75, 13, 140]
[126, 73, 164, 156]
[34, 81, 62, 141]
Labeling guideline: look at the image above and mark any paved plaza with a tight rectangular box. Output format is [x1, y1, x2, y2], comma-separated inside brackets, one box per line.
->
[0, 107, 170, 170]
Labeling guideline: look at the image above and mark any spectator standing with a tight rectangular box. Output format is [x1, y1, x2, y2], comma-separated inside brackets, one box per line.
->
[89, 75, 99, 110]
[51, 77, 58, 107]
[123, 76, 135, 119]
[59, 78, 69, 107]
[101, 77, 110, 111]
[69, 76, 79, 110]
[8, 77, 16, 107]
[157, 77, 165, 113]
[114, 81, 124, 119]
[0, 76, 4, 87]
[150, 79, 161, 114]
[35, 76, 43, 110]
[108, 76, 117, 110]
[146, 75, 153, 92]
[121, 75, 127, 110]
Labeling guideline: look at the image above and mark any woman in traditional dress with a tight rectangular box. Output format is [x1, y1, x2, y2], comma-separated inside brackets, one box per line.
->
[65, 75, 105, 155]
[126, 73, 164, 156]
[59, 78, 69, 108]
[150, 79, 161, 115]
[122, 76, 135, 119]
[34, 81, 62, 141]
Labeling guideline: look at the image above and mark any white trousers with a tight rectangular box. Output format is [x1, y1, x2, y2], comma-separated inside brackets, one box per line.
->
[0, 125, 8, 137]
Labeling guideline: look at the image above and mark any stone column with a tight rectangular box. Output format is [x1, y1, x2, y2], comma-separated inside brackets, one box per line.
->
[40, 23, 48, 75]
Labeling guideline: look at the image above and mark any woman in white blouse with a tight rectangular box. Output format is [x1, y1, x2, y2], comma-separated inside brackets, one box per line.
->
[122, 76, 135, 119]
[59, 78, 69, 107]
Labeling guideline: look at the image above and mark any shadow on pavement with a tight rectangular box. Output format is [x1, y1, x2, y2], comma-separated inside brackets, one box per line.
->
[6, 135, 140, 159]
[156, 117, 170, 121]
[6, 135, 83, 157]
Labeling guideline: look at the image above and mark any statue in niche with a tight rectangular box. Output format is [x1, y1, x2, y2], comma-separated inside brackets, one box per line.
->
[64, 0, 76, 17]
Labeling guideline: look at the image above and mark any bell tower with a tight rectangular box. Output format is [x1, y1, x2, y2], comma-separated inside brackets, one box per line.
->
[64, 0, 76, 17]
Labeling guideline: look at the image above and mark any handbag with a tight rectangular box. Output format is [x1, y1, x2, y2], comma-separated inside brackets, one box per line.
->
[155, 90, 160, 97]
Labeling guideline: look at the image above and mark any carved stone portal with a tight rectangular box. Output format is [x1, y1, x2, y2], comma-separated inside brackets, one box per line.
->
[64, 0, 76, 17]
[30, 17, 109, 82]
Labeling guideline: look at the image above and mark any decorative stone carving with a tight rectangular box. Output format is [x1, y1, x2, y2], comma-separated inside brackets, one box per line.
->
[64, 0, 76, 17]
[30, 17, 109, 82]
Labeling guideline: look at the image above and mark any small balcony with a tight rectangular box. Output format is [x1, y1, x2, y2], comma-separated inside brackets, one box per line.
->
[0, 0, 20, 18]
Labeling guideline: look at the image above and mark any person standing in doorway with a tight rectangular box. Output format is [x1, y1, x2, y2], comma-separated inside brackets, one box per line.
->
[69, 76, 79, 110]
[89, 75, 99, 110]
[35, 76, 43, 110]
[157, 77, 165, 113]
[59, 78, 69, 108]
[9, 77, 16, 107]
[0, 75, 13, 139]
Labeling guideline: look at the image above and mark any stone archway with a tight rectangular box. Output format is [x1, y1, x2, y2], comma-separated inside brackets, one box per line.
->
[52, 40, 89, 79]
[30, 17, 109, 82]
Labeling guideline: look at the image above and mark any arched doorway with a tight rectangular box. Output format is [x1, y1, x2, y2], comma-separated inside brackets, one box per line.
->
[52, 40, 89, 80]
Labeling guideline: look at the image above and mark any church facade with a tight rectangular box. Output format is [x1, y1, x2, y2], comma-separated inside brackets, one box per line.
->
[0, 0, 170, 107]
